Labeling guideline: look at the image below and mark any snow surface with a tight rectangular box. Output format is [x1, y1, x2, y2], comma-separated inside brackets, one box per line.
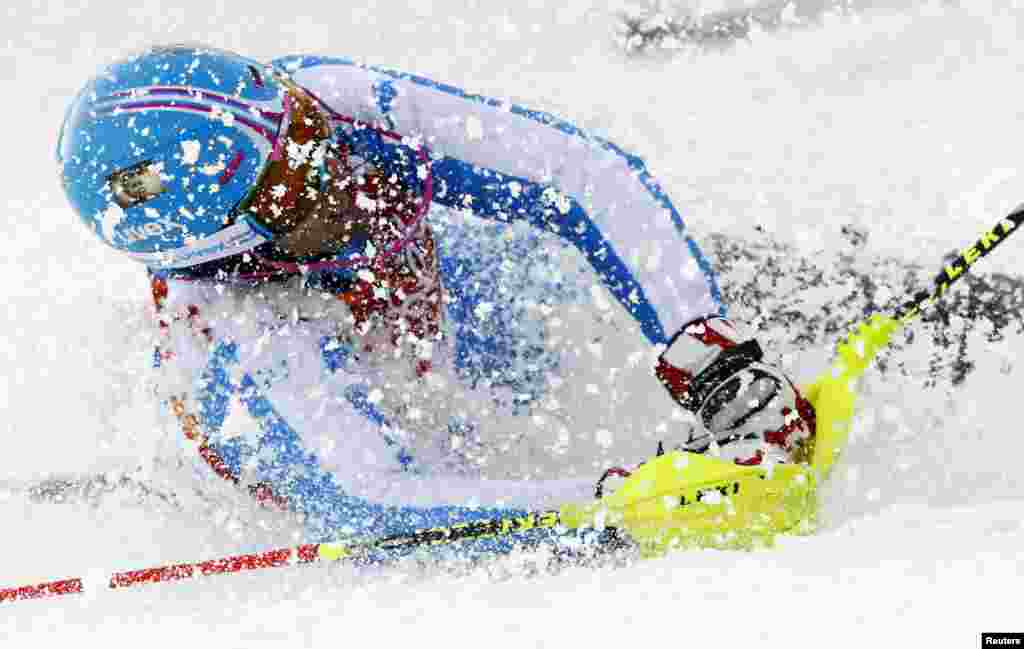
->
[2, 0, 1023, 646]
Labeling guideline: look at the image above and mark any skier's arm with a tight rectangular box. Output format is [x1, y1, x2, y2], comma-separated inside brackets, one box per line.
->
[388, 75, 723, 346]
[279, 57, 723, 346]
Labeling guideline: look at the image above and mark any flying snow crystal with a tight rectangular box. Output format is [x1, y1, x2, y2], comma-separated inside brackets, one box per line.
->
[590, 284, 612, 311]
[682, 258, 700, 280]
[200, 160, 226, 176]
[874, 284, 894, 306]
[213, 107, 235, 126]
[465, 115, 484, 141]
[417, 340, 434, 360]
[595, 429, 613, 449]
[356, 191, 378, 212]
[474, 302, 495, 320]
[701, 489, 723, 505]
[81, 568, 109, 601]
[97, 203, 125, 243]
[219, 395, 252, 441]
[645, 246, 662, 272]
[878, 405, 901, 426]
[285, 138, 324, 170]
[180, 140, 201, 165]
[541, 186, 572, 215]
[305, 383, 327, 400]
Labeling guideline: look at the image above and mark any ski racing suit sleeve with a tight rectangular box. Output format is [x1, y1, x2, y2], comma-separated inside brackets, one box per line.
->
[276, 55, 723, 346]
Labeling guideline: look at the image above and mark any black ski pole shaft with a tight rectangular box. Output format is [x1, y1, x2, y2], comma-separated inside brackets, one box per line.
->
[367, 509, 563, 553]
[894, 205, 1024, 324]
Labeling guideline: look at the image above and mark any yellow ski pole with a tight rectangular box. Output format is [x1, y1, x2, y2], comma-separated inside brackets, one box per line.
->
[807, 204, 1023, 476]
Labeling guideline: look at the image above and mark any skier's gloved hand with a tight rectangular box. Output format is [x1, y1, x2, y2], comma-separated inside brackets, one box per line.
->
[655, 316, 816, 466]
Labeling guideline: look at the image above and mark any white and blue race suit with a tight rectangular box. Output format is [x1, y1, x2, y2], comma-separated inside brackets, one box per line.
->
[156, 55, 723, 554]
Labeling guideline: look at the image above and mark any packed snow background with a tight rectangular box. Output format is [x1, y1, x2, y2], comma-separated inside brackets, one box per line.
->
[2, 0, 1023, 646]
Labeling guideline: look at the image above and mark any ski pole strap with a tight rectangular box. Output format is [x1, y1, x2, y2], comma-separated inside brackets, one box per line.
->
[895, 205, 1023, 324]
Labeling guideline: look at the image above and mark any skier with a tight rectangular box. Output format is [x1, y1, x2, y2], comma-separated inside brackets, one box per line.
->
[57, 45, 815, 549]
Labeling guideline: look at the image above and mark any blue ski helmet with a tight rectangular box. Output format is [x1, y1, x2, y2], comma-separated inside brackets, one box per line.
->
[57, 45, 331, 271]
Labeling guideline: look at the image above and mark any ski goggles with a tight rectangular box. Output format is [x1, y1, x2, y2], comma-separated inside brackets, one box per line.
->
[233, 74, 335, 248]
[227, 76, 434, 276]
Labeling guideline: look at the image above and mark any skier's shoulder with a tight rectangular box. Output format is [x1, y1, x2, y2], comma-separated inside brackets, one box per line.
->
[270, 54, 502, 111]
[271, 54, 410, 84]
[271, 54, 357, 74]
[269, 54, 602, 145]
